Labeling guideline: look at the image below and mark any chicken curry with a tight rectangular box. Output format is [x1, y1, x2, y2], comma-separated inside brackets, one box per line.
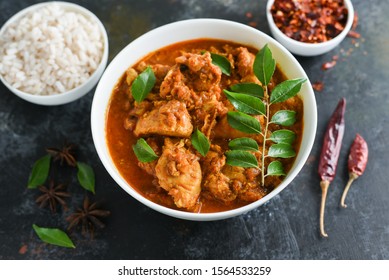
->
[106, 39, 303, 213]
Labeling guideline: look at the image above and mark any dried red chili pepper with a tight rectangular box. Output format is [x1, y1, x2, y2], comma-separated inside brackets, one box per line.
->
[312, 81, 324, 92]
[318, 98, 346, 237]
[340, 134, 368, 208]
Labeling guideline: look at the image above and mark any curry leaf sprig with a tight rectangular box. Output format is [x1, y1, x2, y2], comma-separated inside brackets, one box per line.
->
[223, 44, 306, 186]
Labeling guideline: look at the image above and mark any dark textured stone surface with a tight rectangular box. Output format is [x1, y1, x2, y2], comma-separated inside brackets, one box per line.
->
[0, 0, 388, 260]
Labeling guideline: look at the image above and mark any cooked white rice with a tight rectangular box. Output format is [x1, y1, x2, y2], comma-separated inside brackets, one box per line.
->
[0, 3, 104, 95]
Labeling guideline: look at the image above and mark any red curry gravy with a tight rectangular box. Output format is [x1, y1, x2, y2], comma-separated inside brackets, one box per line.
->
[106, 39, 303, 213]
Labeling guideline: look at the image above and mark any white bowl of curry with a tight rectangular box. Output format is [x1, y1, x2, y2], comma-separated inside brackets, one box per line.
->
[91, 19, 317, 221]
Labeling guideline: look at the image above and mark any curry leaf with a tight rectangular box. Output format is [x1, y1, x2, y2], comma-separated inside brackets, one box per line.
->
[269, 129, 296, 144]
[28, 154, 51, 189]
[268, 143, 296, 158]
[224, 90, 265, 115]
[133, 138, 159, 163]
[32, 224, 75, 248]
[76, 162, 95, 194]
[270, 78, 306, 104]
[230, 83, 264, 98]
[227, 111, 262, 134]
[266, 161, 286, 176]
[191, 129, 210, 157]
[131, 66, 156, 103]
[228, 137, 259, 151]
[253, 44, 275, 86]
[210, 53, 231, 76]
[226, 150, 258, 168]
[270, 110, 296, 126]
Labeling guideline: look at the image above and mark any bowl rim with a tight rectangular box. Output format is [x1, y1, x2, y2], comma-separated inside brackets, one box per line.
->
[266, 0, 354, 49]
[91, 18, 317, 221]
[0, 1, 109, 105]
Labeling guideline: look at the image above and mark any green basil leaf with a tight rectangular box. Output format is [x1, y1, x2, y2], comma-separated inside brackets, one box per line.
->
[76, 162, 95, 194]
[269, 129, 296, 144]
[224, 90, 266, 115]
[228, 137, 259, 151]
[28, 154, 51, 189]
[271, 110, 296, 126]
[131, 66, 156, 103]
[266, 161, 286, 176]
[270, 78, 306, 104]
[210, 53, 231, 76]
[191, 129, 210, 157]
[227, 111, 262, 134]
[253, 44, 275, 86]
[268, 143, 296, 158]
[133, 138, 159, 163]
[226, 150, 258, 168]
[32, 224, 75, 248]
[230, 83, 264, 98]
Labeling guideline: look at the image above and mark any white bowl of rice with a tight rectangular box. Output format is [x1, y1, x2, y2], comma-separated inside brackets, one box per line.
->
[0, 1, 108, 105]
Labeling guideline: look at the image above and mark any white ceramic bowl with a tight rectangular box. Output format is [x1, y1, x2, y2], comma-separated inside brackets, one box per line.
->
[91, 19, 317, 221]
[0, 1, 108, 105]
[267, 0, 354, 56]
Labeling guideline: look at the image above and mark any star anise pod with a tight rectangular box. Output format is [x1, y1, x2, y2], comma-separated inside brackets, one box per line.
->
[46, 143, 77, 167]
[36, 180, 71, 213]
[66, 196, 110, 239]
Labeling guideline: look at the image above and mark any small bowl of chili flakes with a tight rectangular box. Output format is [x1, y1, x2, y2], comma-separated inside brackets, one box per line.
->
[266, 0, 354, 56]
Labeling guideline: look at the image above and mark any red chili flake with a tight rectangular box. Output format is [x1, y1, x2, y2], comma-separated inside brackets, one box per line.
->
[307, 155, 317, 164]
[245, 12, 253, 19]
[347, 30, 361, 38]
[271, 0, 348, 43]
[312, 81, 324, 92]
[352, 11, 359, 30]
[322, 60, 337, 70]
[19, 244, 28, 255]
[248, 21, 257, 27]
[348, 11, 361, 38]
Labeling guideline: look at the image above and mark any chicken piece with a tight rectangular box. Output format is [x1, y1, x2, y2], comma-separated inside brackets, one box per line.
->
[137, 62, 171, 85]
[129, 100, 152, 117]
[175, 52, 222, 92]
[126, 67, 138, 87]
[155, 139, 202, 209]
[134, 100, 193, 137]
[238, 183, 266, 202]
[204, 173, 234, 202]
[202, 144, 265, 203]
[193, 98, 228, 138]
[151, 64, 170, 82]
[202, 149, 236, 202]
[235, 47, 260, 84]
[160, 65, 194, 105]
[123, 117, 137, 131]
[160, 52, 222, 109]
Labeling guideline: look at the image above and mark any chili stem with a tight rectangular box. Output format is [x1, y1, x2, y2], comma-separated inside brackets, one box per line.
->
[261, 86, 270, 186]
[319, 180, 330, 238]
[340, 172, 359, 208]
